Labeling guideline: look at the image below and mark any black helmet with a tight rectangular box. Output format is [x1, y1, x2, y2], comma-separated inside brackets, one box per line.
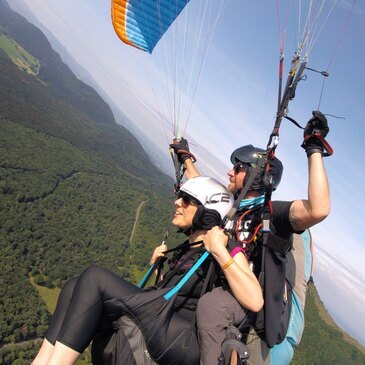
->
[230, 145, 283, 191]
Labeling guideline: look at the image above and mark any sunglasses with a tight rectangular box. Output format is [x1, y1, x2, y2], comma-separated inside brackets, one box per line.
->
[176, 191, 201, 207]
[233, 162, 250, 174]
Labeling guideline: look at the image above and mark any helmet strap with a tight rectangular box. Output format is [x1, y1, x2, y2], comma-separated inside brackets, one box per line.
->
[191, 205, 222, 232]
[177, 206, 221, 235]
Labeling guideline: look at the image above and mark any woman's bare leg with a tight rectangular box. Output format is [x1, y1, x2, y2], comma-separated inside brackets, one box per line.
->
[47, 341, 80, 365]
[31, 339, 55, 365]
[32, 278, 78, 364]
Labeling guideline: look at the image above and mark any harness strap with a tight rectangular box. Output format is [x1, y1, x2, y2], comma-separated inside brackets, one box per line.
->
[137, 262, 160, 288]
[259, 186, 273, 281]
[163, 240, 202, 254]
[157, 246, 202, 289]
[164, 251, 210, 300]
[137, 240, 203, 288]
[154, 258, 164, 286]
[182, 259, 217, 350]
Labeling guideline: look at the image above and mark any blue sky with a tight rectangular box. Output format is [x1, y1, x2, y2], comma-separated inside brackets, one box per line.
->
[10, 0, 365, 345]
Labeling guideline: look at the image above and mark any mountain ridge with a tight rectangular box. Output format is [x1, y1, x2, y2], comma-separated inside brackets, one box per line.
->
[0, 0, 172, 185]
[292, 282, 365, 364]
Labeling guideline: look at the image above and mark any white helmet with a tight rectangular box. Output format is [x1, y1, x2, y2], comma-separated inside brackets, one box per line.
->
[179, 177, 234, 231]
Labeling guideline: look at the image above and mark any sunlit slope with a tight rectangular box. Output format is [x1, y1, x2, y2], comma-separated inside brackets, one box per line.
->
[0, 0, 114, 129]
[0, 0, 171, 185]
[292, 283, 365, 365]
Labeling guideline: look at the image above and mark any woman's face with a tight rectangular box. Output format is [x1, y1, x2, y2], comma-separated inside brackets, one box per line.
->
[172, 192, 199, 229]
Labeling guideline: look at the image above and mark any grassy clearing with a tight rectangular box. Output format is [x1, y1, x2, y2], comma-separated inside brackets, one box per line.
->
[29, 277, 61, 314]
[0, 34, 40, 75]
[76, 348, 92, 365]
[29, 277, 92, 364]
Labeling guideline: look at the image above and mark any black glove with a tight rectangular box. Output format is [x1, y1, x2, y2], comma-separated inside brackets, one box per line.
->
[302, 111, 330, 157]
[169, 138, 195, 163]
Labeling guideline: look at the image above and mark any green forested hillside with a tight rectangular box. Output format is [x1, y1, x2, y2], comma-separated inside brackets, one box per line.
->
[0, 0, 169, 184]
[0, 119, 176, 364]
[291, 283, 365, 365]
[0, 1, 176, 363]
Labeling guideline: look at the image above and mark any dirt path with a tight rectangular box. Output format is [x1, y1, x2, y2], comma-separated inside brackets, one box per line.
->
[129, 199, 148, 245]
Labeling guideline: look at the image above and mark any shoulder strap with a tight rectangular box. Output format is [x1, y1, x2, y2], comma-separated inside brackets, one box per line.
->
[157, 247, 201, 288]
[138, 261, 162, 288]
[139, 245, 212, 301]
[164, 251, 210, 300]
[137, 241, 203, 288]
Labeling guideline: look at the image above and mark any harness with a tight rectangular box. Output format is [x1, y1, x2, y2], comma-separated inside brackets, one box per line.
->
[93, 242, 218, 365]
[225, 200, 294, 361]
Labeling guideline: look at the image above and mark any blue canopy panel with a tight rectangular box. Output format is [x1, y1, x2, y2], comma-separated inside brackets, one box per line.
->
[112, 0, 191, 53]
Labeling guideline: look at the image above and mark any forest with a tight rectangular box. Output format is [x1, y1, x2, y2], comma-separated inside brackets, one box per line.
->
[0, 1, 176, 362]
[0, 119, 176, 364]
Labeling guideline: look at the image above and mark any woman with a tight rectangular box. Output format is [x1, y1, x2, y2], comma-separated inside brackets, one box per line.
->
[32, 177, 263, 365]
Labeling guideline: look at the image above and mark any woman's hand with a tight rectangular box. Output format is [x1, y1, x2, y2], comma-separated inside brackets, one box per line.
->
[150, 244, 167, 265]
[203, 226, 228, 255]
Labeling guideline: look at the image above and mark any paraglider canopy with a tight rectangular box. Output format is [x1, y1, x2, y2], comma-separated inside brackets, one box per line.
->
[112, 0, 191, 53]
[111, 0, 226, 141]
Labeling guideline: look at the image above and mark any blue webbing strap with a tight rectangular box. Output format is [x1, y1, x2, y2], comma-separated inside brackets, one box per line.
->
[137, 264, 155, 288]
[137, 241, 204, 288]
[163, 251, 210, 300]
